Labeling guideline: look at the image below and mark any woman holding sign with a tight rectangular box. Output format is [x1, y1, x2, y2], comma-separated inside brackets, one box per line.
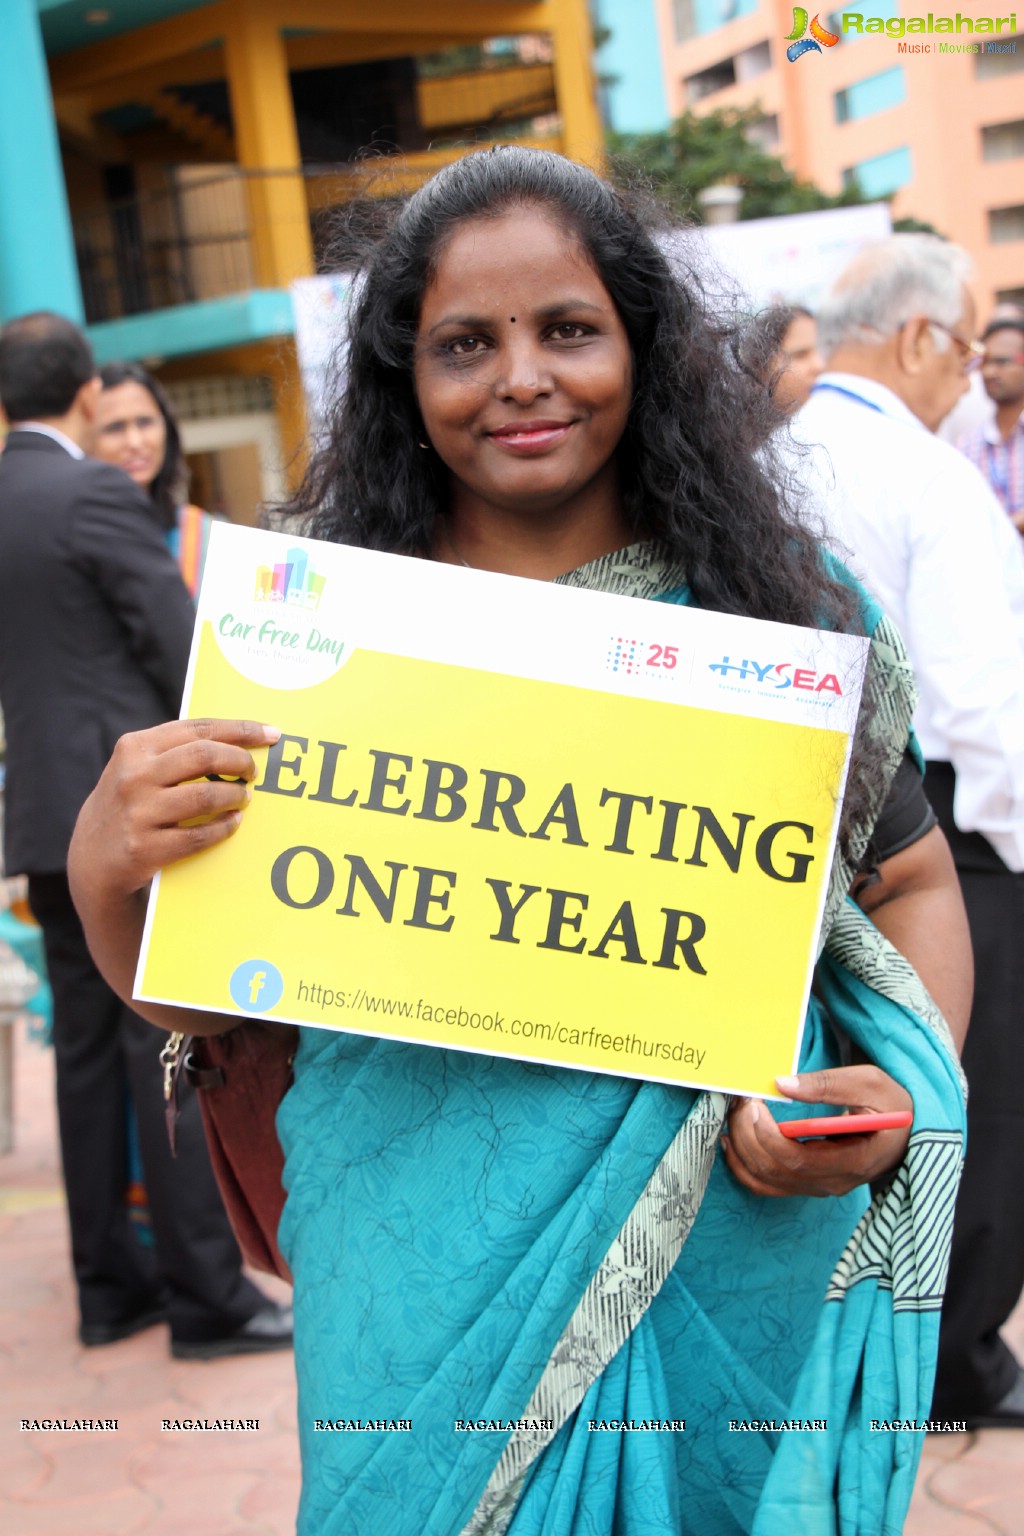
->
[69, 148, 969, 1535]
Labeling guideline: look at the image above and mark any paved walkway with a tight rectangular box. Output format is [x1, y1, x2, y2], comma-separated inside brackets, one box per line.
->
[2, 1018, 1023, 1534]
[0, 1019, 299, 1536]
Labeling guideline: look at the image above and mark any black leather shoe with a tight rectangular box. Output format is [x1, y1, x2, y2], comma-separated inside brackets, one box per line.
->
[966, 1367, 1024, 1429]
[170, 1301, 294, 1361]
[79, 1300, 168, 1347]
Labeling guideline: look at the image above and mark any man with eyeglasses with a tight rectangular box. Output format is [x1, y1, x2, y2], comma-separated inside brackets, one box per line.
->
[957, 316, 1024, 531]
[788, 235, 1024, 1431]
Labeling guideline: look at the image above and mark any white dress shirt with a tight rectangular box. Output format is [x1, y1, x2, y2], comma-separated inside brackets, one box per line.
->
[13, 422, 85, 459]
[789, 372, 1024, 870]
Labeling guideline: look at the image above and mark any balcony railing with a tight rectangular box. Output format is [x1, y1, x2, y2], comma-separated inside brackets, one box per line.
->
[75, 169, 302, 323]
[74, 136, 559, 325]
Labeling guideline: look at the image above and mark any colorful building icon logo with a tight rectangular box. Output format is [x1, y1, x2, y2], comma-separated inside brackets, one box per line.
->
[785, 7, 840, 59]
[254, 546, 325, 610]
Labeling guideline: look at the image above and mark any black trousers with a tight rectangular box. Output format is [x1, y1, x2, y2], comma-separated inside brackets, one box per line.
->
[28, 871, 265, 1344]
[925, 765, 1024, 1416]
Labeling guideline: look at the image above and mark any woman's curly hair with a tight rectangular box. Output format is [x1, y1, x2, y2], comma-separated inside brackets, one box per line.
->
[283, 145, 885, 851]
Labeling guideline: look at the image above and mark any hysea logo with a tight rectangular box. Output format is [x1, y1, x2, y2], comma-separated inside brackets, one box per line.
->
[709, 657, 843, 696]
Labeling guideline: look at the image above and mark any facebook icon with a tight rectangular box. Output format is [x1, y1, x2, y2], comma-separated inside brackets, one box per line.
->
[229, 959, 284, 1014]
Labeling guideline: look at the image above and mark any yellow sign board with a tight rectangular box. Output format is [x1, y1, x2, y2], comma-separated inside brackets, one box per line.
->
[136, 526, 867, 1098]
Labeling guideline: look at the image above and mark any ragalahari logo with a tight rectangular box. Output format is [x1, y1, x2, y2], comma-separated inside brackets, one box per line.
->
[785, 7, 840, 59]
[254, 545, 325, 610]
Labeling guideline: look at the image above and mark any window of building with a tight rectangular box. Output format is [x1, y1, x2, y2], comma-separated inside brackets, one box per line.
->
[982, 119, 1024, 160]
[975, 34, 1024, 77]
[834, 66, 906, 123]
[842, 145, 913, 198]
[675, 0, 758, 43]
[989, 205, 1024, 243]
[673, 0, 696, 43]
[713, 0, 758, 31]
[685, 58, 737, 103]
[997, 285, 1024, 306]
[736, 40, 772, 81]
[745, 113, 780, 152]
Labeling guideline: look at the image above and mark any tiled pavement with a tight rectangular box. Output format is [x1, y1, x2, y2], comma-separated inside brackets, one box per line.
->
[0, 1018, 299, 1536]
[2, 1017, 1023, 1535]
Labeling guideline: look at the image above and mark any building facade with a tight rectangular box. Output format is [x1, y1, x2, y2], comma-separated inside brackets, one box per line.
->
[593, 0, 670, 131]
[652, 0, 1024, 316]
[1, 0, 603, 513]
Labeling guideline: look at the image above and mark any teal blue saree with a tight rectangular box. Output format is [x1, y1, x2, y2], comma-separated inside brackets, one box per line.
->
[276, 543, 966, 1535]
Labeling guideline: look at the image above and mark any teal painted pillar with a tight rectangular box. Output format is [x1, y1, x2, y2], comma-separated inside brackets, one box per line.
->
[0, 0, 83, 323]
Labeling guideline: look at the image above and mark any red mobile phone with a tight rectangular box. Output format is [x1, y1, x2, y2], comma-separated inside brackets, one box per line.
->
[778, 1110, 913, 1140]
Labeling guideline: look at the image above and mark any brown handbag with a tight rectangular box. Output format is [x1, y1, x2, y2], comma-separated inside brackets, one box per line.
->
[162, 1022, 297, 1282]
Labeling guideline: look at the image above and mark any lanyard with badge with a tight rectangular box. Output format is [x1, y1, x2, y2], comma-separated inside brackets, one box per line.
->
[814, 383, 1020, 517]
[809, 382, 885, 414]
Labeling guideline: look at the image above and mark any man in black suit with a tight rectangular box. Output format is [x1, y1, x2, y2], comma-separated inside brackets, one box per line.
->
[0, 312, 291, 1358]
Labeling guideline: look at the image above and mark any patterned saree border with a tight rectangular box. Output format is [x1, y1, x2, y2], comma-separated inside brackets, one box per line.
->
[821, 900, 965, 1309]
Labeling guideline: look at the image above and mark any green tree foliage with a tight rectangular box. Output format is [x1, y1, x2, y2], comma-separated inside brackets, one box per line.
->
[609, 107, 868, 222]
[891, 214, 943, 235]
[609, 107, 941, 233]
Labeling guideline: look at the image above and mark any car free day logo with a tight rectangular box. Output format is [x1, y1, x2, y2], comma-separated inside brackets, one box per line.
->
[211, 544, 350, 688]
[785, 7, 1017, 59]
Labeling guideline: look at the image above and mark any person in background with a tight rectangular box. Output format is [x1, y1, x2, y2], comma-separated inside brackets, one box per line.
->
[938, 299, 1024, 445]
[956, 316, 1024, 531]
[738, 303, 824, 417]
[0, 312, 292, 1360]
[95, 361, 216, 597]
[789, 235, 1024, 1430]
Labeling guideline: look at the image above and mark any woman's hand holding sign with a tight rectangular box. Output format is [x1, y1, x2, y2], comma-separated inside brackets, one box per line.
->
[68, 718, 279, 1035]
[74, 718, 278, 884]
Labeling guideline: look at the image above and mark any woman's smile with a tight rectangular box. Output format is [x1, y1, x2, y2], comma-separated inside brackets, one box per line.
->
[485, 418, 576, 453]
